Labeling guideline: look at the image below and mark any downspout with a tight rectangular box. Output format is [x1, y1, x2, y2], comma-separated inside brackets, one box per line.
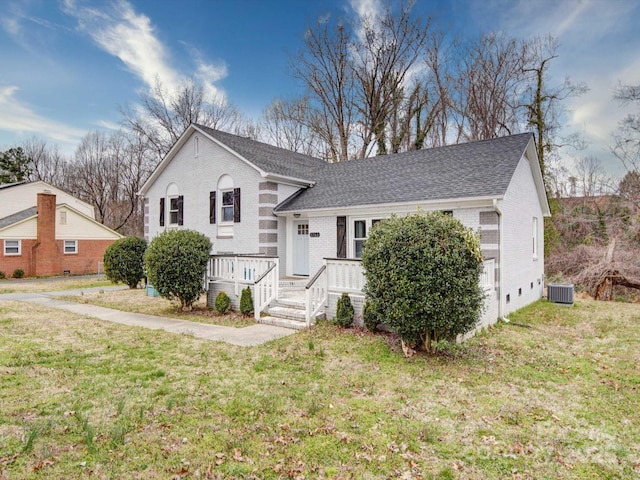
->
[493, 199, 505, 321]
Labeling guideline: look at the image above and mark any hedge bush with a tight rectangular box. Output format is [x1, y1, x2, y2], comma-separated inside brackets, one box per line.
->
[144, 229, 211, 310]
[215, 291, 231, 314]
[0, 271, 6, 280]
[240, 287, 253, 316]
[103, 236, 147, 288]
[334, 292, 354, 328]
[12, 268, 24, 279]
[361, 212, 485, 353]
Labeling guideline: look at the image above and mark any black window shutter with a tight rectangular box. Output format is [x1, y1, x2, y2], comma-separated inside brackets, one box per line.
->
[336, 216, 347, 258]
[233, 188, 241, 223]
[209, 191, 216, 224]
[177, 195, 184, 225]
[159, 197, 165, 227]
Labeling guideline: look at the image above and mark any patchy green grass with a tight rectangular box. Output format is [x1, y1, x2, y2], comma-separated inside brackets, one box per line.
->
[0, 298, 638, 479]
[57, 289, 254, 328]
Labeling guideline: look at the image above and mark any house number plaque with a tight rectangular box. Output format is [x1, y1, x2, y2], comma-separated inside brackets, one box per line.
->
[310, 232, 320, 238]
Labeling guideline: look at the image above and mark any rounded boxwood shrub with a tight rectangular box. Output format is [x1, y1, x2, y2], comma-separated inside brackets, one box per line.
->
[361, 212, 485, 353]
[0, 271, 6, 280]
[103, 236, 147, 289]
[362, 300, 380, 332]
[144, 229, 212, 310]
[215, 291, 231, 314]
[334, 292, 354, 328]
[12, 268, 24, 279]
[240, 287, 253, 316]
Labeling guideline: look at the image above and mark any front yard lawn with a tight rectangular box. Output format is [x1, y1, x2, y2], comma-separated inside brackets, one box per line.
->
[57, 288, 255, 328]
[0, 297, 638, 479]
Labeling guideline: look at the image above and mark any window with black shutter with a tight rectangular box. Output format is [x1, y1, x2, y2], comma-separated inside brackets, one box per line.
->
[209, 191, 216, 224]
[159, 197, 165, 226]
[177, 195, 184, 225]
[233, 187, 241, 223]
[336, 216, 346, 258]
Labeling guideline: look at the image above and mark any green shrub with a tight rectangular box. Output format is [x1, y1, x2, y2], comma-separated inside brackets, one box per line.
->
[12, 268, 24, 279]
[240, 287, 253, 316]
[0, 271, 6, 280]
[215, 291, 231, 314]
[103, 236, 147, 289]
[144, 229, 212, 310]
[334, 292, 354, 328]
[361, 212, 485, 353]
[362, 300, 380, 331]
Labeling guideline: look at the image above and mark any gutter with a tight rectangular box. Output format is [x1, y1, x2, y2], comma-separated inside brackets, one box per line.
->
[493, 198, 505, 321]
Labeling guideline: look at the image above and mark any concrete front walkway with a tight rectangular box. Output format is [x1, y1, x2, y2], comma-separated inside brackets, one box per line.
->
[0, 287, 297, 347]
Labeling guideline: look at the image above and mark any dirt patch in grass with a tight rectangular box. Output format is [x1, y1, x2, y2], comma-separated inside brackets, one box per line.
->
[0, 298, 639, 479]
[58, 288, 255, 328]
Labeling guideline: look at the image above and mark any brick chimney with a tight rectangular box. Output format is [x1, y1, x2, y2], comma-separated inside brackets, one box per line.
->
[34, 192, 58, 276]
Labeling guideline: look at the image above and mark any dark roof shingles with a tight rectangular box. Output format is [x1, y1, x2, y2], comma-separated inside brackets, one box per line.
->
[196, 125, 326, 181]
[275, 133, 533, 211]
[0, 206, 37, 229]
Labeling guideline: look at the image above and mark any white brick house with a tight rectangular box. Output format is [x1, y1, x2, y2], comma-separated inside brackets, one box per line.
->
[139, 124, 550, 330]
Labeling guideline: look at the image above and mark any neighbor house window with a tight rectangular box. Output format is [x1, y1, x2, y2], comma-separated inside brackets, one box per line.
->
[532, 217, 538, 258]
[64, 240, 78, 254]
[4, 240, 21, 256]
[221, 190, 234, 223]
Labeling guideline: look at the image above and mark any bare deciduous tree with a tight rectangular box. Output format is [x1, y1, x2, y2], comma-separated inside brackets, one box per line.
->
[120, 77, 242, 159]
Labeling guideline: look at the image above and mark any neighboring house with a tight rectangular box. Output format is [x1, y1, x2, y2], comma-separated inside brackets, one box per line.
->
[0, 181, 122, 277]
[139, 124, 550, 331]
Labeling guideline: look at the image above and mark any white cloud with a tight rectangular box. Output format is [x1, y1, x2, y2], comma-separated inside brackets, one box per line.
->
[62, 0, 227, 102]
[0, 85, 86, 146]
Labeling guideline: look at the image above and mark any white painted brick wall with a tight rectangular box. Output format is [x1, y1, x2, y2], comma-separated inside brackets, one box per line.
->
[308, 216, 336, 276]
[498, 156, 545, 315]
[145, 132, 265, 255]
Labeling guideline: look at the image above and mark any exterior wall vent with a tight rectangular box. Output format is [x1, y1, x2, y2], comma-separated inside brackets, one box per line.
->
[547, 284, 574, 305]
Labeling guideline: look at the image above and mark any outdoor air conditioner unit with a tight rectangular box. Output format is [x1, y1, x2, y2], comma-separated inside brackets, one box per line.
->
[547, 283, 574, 305]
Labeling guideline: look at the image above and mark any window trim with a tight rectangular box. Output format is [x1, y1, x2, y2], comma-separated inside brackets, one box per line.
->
[4, 239, 21, 256]
[220, 189, 235, 224]
[64, 240, 78, 255]
[350, 217, 384, 259]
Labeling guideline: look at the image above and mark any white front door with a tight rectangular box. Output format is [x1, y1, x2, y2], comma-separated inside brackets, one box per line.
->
[293, 221, 309, 276]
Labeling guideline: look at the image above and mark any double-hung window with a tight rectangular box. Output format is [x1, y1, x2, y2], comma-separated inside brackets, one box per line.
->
[4, 240, 21, 256]
[221, 190, 234, 223]
[352, 218, 384, 259]
[64, 240, 78, 254]
[169, 197, 180, 225]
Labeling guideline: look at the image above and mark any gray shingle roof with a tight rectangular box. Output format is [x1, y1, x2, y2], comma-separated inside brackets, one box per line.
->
[0, 181, 26, 190]
[196, 125, 326, 181]
[275, 133, 534, 212]
[0, 206, 37, 229]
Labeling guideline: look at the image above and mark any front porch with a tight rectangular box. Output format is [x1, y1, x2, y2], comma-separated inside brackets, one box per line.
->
[207, 254, 498, 331]
[207, 255, 365, 330]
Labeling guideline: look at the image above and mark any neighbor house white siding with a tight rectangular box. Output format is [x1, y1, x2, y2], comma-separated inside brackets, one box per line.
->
[0, 181, 95, 219]
[498, 155, 545, 315]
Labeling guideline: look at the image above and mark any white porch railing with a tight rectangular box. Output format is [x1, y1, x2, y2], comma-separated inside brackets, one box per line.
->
[305, 265, 327, 326]
[480, 258, 496, 292]
[209, 255, 279, 319]
[209, 254, 277, 296]
[326, 258, 365, 293]
[254, 260, 280, 320]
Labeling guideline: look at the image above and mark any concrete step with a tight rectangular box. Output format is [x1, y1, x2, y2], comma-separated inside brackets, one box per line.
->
[278, 279, 308, 290]
[266, 305, 306, 321]
[273, 295, 306, 309]
[258, 316, 307, 330]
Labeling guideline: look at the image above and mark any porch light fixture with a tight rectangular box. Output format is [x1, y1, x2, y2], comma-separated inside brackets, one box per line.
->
[293, 213, 301, 218]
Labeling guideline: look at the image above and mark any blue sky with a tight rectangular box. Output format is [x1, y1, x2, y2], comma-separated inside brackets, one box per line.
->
[1, 0, 639, 179]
